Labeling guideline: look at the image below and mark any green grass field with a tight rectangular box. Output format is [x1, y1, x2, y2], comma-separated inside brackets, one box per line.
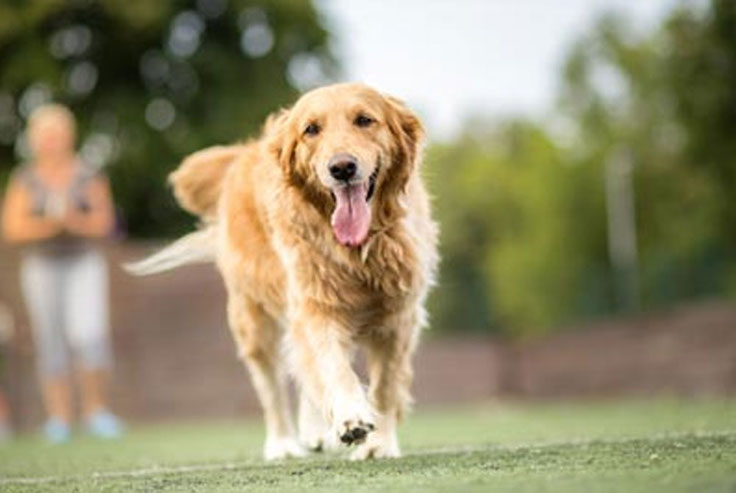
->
[1, 399, 734, 492]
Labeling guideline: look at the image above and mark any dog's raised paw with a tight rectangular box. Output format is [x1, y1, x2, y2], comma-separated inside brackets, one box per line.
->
[338, 420, 375, 445]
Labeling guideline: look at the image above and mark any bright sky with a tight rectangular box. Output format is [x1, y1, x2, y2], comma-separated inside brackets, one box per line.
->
[317, 0, 693, 139]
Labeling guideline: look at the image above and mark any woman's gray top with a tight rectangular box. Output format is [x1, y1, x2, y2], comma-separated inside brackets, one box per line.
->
[14, 163, 98, 257]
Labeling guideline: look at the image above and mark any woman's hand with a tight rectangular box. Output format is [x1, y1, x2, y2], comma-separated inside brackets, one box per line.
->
[62, 177, 115, 239]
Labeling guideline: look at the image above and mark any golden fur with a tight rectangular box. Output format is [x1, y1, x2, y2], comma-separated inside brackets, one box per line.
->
[158, 83, 438, 460]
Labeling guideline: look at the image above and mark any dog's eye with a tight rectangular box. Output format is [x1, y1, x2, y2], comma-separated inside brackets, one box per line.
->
[354, 115, 374, 128]
[304, 122, 321, 136]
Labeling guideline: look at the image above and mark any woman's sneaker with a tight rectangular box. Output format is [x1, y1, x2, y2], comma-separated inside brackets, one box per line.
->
[86, 410, 123, 439]
[43, 417, 71, 444]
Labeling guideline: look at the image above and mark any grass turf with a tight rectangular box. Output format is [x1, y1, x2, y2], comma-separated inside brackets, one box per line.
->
[1, 399, 734, 492]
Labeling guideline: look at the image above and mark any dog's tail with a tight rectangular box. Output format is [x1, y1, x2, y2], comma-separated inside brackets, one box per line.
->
[169, 144, 244, 220]
[125, 226, 216, 276]
[125, 144, 244, 276]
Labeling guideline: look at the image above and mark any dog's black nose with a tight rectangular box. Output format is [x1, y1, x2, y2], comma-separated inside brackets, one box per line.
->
[328, 154, 358, 182]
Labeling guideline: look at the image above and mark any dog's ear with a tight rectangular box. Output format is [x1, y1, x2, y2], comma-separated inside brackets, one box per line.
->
[385, 95, 425, 188]
[265, 108, 296, 175]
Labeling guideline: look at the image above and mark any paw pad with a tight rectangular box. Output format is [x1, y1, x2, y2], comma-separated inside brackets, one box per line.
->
[339, 421, 375, 445]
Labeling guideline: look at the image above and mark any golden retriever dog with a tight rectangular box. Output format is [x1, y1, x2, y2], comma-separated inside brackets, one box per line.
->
[129, 83, 438, 460]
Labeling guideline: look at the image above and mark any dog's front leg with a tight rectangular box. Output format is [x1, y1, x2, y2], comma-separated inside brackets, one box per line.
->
[289, 312, 375, 447]
[351, 324, 418, 460]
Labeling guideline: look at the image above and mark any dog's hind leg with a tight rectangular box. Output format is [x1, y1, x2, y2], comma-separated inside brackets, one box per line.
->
[228, 297, 305, 460]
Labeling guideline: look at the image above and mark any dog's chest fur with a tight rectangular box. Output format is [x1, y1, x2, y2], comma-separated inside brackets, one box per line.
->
[278, 222, 423, 332]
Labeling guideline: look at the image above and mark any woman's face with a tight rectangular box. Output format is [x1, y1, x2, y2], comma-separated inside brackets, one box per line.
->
[29, 115, 75, 159]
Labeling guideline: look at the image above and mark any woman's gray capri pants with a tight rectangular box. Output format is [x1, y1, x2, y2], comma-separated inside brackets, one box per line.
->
[20, 249, 112, 377]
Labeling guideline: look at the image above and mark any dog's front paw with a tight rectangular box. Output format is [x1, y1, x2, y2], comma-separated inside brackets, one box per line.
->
[338, 419, 375, 446]
[263, 436, 307, 461]
[350, 431, 401, 460]
[331, 395, 376, 446]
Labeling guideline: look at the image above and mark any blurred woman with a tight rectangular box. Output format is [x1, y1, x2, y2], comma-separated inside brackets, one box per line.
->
[1, 104, 122, 443]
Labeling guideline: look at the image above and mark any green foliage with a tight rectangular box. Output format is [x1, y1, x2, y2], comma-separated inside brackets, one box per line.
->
[426, 121, 611, 335]
[665, 2, 736, 190]
[661, 0, 736, 281]
[427, 1, 736, 336]
[556, 5, 735, 307]
[0, 0, 335, 237]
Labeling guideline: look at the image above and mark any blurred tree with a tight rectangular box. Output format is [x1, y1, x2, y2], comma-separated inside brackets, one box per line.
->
[662, 0, 736, 284]
[558, 6, 732, 310]
[426, 0, 735, 336]
[0, 0, 336, 237]
[426, 120, 611, 336]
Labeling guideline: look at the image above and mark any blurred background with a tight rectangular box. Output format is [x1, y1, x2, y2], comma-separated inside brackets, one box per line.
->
[0, 0, 735, 430]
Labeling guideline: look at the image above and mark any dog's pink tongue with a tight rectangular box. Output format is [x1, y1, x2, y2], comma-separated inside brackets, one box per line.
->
[331, 183, 371, 247]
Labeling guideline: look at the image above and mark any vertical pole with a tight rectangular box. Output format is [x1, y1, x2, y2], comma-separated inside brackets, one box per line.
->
[605, 147, 640, 311]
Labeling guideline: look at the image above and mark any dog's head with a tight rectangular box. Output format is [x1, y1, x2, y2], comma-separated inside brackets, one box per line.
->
[269, 83, 424, 248]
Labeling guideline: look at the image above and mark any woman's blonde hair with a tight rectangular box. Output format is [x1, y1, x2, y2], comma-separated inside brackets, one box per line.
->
[28, 103, 77, 138]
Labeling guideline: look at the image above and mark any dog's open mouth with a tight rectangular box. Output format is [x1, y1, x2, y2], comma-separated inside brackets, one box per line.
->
[330, 166, 379, 248]
[365, 166, 378, 202]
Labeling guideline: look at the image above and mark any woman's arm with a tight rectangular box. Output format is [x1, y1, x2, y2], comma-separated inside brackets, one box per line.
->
[63, 175, 115, 239]
[1, 178, 63, 243]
